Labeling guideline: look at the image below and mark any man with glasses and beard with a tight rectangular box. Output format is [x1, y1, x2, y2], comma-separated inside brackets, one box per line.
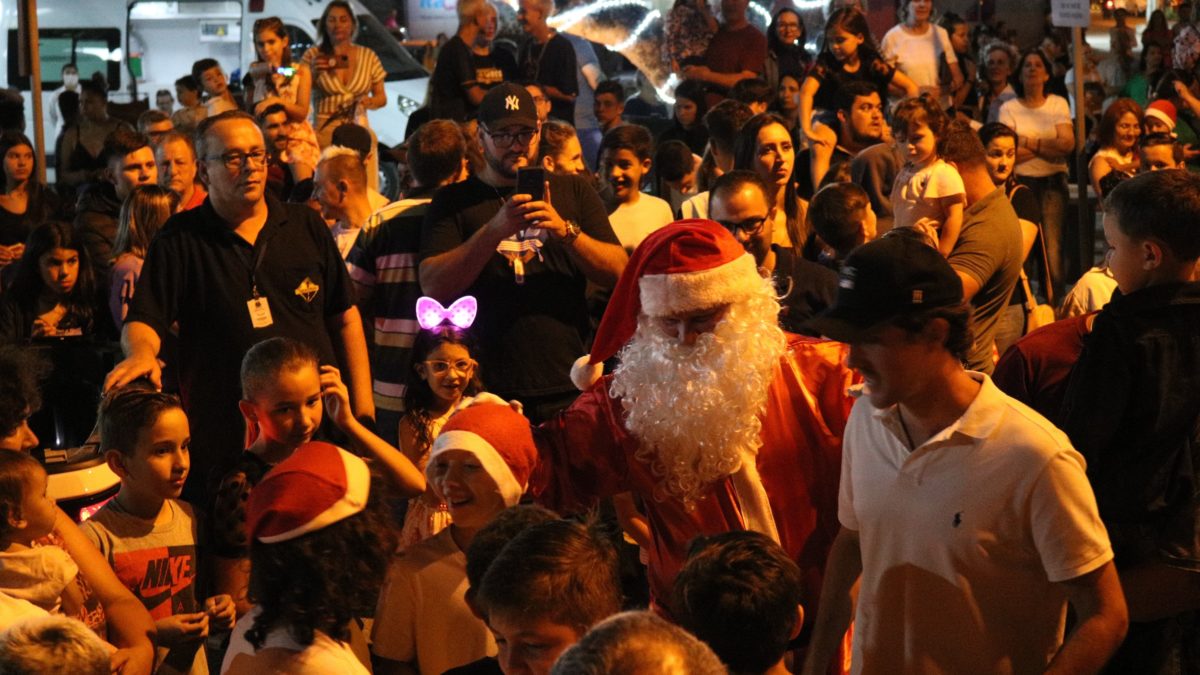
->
[535, 220, 854, 656]
[105, 111, 373, 506]
[420, 83, 626, 422]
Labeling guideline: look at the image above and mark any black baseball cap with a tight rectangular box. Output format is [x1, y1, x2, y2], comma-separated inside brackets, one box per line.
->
[806, 232, 964, 343]
[478, 82, 538, 130]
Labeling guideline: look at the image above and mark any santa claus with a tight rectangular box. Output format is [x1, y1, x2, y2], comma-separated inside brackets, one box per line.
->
[533, 220, 855, 627]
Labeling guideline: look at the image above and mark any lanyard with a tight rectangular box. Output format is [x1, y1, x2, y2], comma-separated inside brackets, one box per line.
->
[250, 236, 270, 299]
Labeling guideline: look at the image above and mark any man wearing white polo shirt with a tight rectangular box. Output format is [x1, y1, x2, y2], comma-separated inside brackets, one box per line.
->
[802, 233, 1128, 675]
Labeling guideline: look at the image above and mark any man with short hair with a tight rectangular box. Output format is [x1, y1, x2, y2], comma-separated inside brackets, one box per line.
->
[939, 119, 1023, 374]
[257, 103, 313, 201]
[552, 611, 726, 675]
[517, 0, 578, 123]
[314, 146, 374, 261]
[156, 130, 207, 212]
[680, 99, 754, 219]
[710, 169, 837, 331]
[536, 220, 853, 644]
[430, 0, 511, 122]
[75, 129, 158, 284]
[593, 81, 625, 135]
[802, 234, 1128, 675]
[684, 0, 767, 105]
[105, 111, 373, 504]
[137, 110, 174, 146]
[349, 119, 468, 445]
[420, 83, 625, 421]
[330, 123, 390, 213]
[799, 80, 886, 198]
[1139, 133, 1185, 171]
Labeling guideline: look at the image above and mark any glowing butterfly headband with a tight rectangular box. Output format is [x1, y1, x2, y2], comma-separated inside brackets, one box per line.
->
[416, 296, 478, 330]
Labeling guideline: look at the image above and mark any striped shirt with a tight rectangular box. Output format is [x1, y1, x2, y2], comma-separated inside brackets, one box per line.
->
[346, 198, 427, 414]
[303, 45, 386, 125]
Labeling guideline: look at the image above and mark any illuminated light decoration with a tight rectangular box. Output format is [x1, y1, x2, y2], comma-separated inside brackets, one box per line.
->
[416, 296, 479, 330]
[549, 0, 653, 32]
[610, 9, 660, 52]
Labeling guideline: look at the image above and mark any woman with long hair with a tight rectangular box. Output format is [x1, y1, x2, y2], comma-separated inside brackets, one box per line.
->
[658, 79, 709, 158]
[246, 17, 313, 122]
[733, 113, 805, 253]
[109, 185, 177, 328]
[0, 221, 110, 342]
[1088, 98, 1143, 200]
[765, 8, 810, 93]
[997, 49, 1074, 293]
[302, 1, 387, 186]
[0, 133, 58, 279]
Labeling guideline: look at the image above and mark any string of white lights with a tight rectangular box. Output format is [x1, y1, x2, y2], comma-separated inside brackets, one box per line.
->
[610, 8, 661, 51]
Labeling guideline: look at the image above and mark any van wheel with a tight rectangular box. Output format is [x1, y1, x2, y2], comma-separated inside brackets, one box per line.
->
[379, 161, 401, 201]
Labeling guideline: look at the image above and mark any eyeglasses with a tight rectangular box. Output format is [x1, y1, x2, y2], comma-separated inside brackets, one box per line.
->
[423, 359, 476, 375]
[485, 127, 537, 149]
[208, 149, 268, 170]
[716, 215, 769, 238]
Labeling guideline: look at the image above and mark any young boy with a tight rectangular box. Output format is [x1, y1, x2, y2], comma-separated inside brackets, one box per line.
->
[372, 404, 537, 675]
[83, 383, 236, 674]
[729, 78, 772, 116]
[1138, 133, 1185, 172]
[672, 531, 804, 675]
[808, 182, 879, 270]
[599, 124, 674, 252]
[191, 58, 237, 117]
[475, 518, 623, 675]
[593, 81, 625, 135]
[0, 452, 84, 618]
[212, 337, 424, 614]
[1059, 169, 1200, 671]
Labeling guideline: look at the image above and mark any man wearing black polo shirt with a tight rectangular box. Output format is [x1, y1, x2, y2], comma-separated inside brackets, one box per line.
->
[516, 0, 577, 123]
[420, 83, 626, 422]
[105, 111, 373, 502]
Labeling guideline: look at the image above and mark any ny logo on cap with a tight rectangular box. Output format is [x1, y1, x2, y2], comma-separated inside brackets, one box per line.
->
[505, 95, 520, 111]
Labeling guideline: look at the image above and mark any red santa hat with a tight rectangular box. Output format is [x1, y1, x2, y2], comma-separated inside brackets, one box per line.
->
[248, 441, 370, 544]
[1145, 99, 1177, 132]
[570, 219, 760, 390]
[430, 404, 537, 506]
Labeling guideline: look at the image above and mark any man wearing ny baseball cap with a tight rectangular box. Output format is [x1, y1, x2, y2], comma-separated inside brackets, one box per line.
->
[418, 82, 626, 422]
[802, 234, 1127, 675]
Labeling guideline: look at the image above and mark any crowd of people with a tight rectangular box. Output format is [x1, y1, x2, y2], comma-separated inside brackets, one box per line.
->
[0, 0, 1199, 673]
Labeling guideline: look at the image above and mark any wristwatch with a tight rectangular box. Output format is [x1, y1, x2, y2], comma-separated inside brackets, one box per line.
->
[561, 219, 582, 244]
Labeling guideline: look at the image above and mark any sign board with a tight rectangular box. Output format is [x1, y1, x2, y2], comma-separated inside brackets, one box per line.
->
[1050, 0, 1090, 28]
[405, 0, 459, 40]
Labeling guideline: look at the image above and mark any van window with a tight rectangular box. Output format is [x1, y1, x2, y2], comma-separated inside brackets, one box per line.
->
[354, 14, 427, 82]
[6, 28, 122, 91]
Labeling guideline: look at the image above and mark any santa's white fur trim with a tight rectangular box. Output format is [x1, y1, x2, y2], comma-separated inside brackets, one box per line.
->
[571, 355, 604, 391]
[639, 254, 761, 317]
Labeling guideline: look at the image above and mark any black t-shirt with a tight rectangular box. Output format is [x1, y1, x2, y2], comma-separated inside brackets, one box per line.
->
[430, 36, 516, 122]
[519, 33, 578, 122]
[127, 195, 353, 490]
[809, 53, 895, 112]
[795, 145, 851, 200]
[773, 244, 838, 335]
[420, 173, 619, 397]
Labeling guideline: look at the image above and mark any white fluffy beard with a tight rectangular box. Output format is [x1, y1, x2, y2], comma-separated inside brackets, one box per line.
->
[610, 280, 786, 505]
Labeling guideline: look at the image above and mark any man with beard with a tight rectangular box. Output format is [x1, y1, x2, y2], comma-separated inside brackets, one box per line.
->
[798, 80, 887, 199]
[534, 220, 854, 642]
[420, 83, 626, 422]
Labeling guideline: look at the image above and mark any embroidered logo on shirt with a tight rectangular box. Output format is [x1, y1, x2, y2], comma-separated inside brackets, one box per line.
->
[505, 95, 520, 111]
[294, 277, 320, 303]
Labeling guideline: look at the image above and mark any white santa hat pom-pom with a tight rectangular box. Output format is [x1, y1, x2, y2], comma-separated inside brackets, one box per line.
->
[570, 355, 603, 391]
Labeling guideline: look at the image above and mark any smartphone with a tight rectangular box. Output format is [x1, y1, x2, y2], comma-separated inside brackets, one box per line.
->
[276, 66, 296, 77]
[516, 167, 545, 202]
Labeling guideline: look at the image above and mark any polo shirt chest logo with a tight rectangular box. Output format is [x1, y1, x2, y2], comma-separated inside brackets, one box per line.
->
[294, 277, 320, 303]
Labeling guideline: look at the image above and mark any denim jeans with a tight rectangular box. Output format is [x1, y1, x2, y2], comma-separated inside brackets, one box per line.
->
[1016, 172, 1069, 296]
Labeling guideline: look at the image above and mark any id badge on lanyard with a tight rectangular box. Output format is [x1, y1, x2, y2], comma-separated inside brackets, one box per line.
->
[245, 238, 274, 328]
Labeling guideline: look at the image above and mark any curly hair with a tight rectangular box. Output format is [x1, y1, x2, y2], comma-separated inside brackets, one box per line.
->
[891, 94, 950, 148]
[0, 345, 48, 440]
[245, 473, 397, 648]
[402, 325, 482, 449]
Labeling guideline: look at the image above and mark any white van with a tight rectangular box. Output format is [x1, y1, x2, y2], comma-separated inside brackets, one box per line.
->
[2, 0, 427, 180]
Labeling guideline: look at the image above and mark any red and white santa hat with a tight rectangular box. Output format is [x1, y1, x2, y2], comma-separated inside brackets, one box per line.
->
[1145, 99, 1177, 132]
[248, 441, 370, 544]
[430, 404, 537, 507]
[570, 219, 761, 390]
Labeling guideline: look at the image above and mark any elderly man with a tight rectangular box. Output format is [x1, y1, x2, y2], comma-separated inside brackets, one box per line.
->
[536, 219, 854, 644]
[105, 111, 373, 503]
[156, 131, 206, 212]
[419, 83, 625, 422]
